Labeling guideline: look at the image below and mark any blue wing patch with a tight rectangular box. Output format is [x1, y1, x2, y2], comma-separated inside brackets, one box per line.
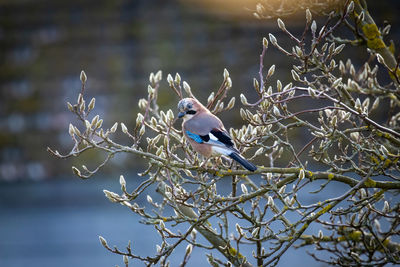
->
[186, 130, 204, 143]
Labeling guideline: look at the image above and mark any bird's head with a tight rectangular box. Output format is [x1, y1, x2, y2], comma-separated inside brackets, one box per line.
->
[177, 98, 203, 121]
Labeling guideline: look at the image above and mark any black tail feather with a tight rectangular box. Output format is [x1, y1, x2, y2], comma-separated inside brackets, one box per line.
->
[229, 152, 257, 172]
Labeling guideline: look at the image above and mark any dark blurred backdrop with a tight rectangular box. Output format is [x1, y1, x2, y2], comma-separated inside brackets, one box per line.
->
[1, 0, 276, 182]
[0, 0, 399, 266]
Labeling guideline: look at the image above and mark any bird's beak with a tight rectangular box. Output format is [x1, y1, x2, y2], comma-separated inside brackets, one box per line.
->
[178, 111, 185, 118]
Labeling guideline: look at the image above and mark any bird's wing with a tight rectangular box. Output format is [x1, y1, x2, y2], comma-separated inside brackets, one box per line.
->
[183, 111, 238, 150]
[209, 129, 234, 147]
[185, 128, 235, 148]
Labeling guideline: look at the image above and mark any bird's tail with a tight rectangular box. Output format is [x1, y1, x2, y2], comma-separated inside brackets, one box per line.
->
[229, 152, 257, 172]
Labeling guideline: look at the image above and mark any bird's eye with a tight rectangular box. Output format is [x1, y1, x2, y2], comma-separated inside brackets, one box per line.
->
[186, 103, 193, 109]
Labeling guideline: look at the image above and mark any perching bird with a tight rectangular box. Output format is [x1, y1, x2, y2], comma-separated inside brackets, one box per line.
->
[177, 98, 257, 172]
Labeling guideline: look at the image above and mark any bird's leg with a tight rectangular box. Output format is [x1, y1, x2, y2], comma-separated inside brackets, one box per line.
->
[199, 156, 223, 176]
[213, 156, 227, 174]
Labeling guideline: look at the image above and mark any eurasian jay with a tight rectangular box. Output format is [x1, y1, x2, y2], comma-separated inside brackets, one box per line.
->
[177, 98, 257, 172]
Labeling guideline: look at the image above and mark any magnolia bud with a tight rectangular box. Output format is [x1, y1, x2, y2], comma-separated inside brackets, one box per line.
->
[138, 98, 148, 110]
[263, 37, 268, 48]
[155, 70, 162, 82]
[251, 227, 260, 237]
[183, 81, 191, 95]
[311, 21, 317, 35]
[91, 115, 99, 129]
[376, 54, 385, 64]
[267, 65, 275, 77]
[226, 97, 235, 109]
[77, 93, 83, 105]
[235, 223, 243, 235]
[350, 132, 360, 141]
[121, 122, 128, 134]
[355, 98, 362, 111]
[148, 85, 155, 96]
[226, 77, 232, 88]
[80, 70, 87, 83]
[253, 78, 259, 91]
[291, 70, 300, 81]
[185, 244, 193, 255]
[88, 98, 95, 111]
[277, 18, 286, 31]
[241, 183, 248, 194]
[371, 97, 380, 110]
[382, 24, 391, 35]
[159, 220, 165, 230]
[278, 184, 286, 194]
[136, 113, 144, 126]
[99, 236, 108, 247]
[332, 77, 342, 88]
[175, 73, 181, 84]
[67, 102, 74, 112]
[267, 86, 273, 96]
[119, 175, 126, 187]
[240, 108, 246, 119]
[110, 122, 118, 133]
[149, 72, 155, 84]
[334, 44, 345, 55]
[382, 201, 390, 213]
[240, 94, 248, 105]
[85, 120, 91, 130]
[347, 1, 354, 14]
[306, 9, 312, 24]
[138, 125, 145, 136]
[103, 190, 119, 203]
[254, 147, 263, 157]
[318, 230, 324, 239]
[79, 100, 85, 113]
[269, 33, 277, 46]
[73, 126, 81, 136]
[277, 80, 282, 92]
[96, 119, 103, 129]
[273, 106, 281, 117]
[223, 68, 229, 79]
[299, 169, 305, 180]
[357, 11, 365, 21]
[267, 196, 274, 206]
[331, 115, 337, 127]
[167, 74, 174, 86]
[167, 109, 174, 121]
[68, 123, 75, 136]
[72, 166, 81, 176]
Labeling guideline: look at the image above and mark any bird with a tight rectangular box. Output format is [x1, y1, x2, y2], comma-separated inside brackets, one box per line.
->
[177, 97, 257, 172]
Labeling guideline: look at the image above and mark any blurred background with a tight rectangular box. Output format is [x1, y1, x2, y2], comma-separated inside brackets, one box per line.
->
[0, 0, 399, 266]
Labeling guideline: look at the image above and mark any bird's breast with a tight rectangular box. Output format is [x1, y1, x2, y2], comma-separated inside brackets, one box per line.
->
[186, 138, 213, 157]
